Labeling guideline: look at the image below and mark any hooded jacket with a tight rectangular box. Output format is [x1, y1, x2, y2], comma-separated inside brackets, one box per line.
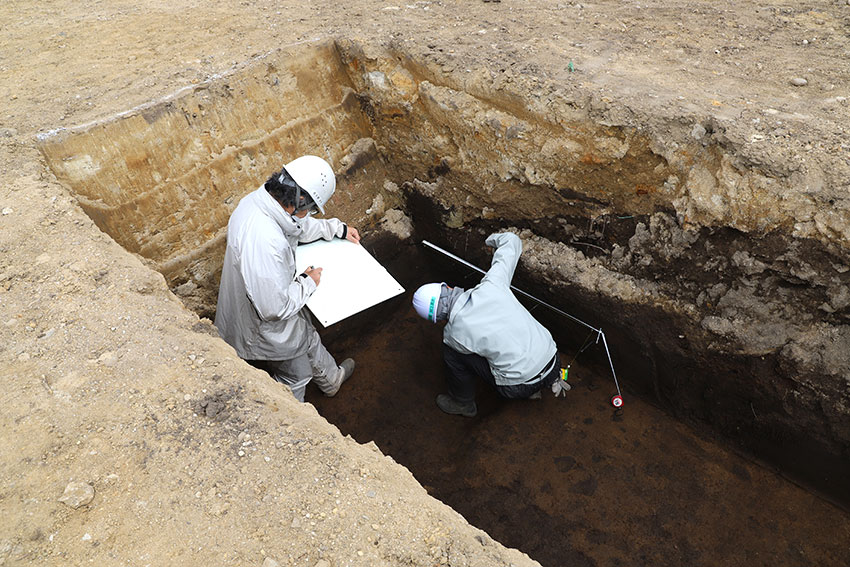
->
[443, 232, 557, 386]
[215, 186, 345, 360]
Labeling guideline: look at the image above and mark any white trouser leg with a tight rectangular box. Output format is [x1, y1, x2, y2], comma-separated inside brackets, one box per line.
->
[256, 319, 338, 401]
[265, 354, 312, 402]
[304, 324, 340, 394]
[286, 375, 311, 403]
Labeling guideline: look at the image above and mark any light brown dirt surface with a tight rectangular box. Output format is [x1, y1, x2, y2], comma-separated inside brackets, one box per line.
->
[2, 1, 850, 566]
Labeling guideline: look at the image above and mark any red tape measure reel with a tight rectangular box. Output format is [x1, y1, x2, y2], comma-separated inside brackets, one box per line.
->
[611, 394, 624, 408]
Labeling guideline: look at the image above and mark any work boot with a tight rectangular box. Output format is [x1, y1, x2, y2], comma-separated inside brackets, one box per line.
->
[324, 358, 355, 397]
[436, 394, 477, 417]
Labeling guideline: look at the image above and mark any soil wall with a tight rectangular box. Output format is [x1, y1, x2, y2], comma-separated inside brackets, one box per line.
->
[38, 41, 401, 318]
[335, 41, 850, 497]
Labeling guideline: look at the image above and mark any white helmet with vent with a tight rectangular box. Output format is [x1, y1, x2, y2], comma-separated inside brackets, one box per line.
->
[283, 155, 336, 214]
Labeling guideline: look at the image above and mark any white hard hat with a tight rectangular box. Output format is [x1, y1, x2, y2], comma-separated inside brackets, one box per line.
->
[412, 283, 443, 323]
[283, 155, 336, 214]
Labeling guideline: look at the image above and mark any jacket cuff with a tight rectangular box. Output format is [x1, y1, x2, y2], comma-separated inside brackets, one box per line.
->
[298, 272, 318, 295]
[341, 224, 348, 240]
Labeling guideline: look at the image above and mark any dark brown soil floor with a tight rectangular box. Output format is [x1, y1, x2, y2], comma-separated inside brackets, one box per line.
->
[308, 243, 850, 567]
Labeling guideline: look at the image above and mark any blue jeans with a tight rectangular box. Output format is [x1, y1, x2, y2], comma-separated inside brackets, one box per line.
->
[442, 344, 559, 403]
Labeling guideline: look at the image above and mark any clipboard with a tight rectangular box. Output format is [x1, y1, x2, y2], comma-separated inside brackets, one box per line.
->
[295, 239, 405, 327]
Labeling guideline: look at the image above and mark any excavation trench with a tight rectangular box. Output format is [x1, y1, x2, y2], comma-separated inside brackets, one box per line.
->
[38, 39, 850, 565]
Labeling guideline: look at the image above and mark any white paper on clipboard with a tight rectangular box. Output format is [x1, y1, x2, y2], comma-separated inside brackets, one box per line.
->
[294, 239, 405, 327]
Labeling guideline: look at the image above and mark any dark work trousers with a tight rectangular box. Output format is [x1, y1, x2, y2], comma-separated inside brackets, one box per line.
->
[442, 344, 560, 403]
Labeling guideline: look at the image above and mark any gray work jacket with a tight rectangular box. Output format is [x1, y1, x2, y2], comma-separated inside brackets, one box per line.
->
[443, 233, 557, 386]
[214, 186, 345, 361]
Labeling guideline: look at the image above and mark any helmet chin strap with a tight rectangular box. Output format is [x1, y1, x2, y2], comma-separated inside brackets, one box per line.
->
[291, 184, 304, 222]
[279, 173, 314, 222]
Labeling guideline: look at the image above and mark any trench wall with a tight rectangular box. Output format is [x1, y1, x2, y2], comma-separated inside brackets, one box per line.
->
[37, 40, 401, 317]
[334, 41, 850, 498]
[38, 39, 850, 501]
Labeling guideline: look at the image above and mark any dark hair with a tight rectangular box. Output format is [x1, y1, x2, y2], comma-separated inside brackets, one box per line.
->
[264, 168, 315, 211]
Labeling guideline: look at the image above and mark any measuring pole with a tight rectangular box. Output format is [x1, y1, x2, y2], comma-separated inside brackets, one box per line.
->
[421, 240, 623, 405]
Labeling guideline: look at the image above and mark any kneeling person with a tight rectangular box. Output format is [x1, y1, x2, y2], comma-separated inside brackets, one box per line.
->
[412, 233, 560, 417]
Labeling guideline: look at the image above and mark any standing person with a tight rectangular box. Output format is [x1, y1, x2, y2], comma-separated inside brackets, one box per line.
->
[412, 233, 560, 417]
[215, 155, 359, 402]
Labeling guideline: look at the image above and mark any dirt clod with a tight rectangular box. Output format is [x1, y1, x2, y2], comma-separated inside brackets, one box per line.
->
[58, 482, 95, 509]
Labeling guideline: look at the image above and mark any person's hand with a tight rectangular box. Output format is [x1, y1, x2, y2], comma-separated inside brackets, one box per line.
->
[304, 266, 322, 285]
[345, 227, 361, 244]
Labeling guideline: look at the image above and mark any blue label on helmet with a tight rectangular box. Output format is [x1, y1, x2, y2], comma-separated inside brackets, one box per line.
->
[429, 296, 437, 322]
